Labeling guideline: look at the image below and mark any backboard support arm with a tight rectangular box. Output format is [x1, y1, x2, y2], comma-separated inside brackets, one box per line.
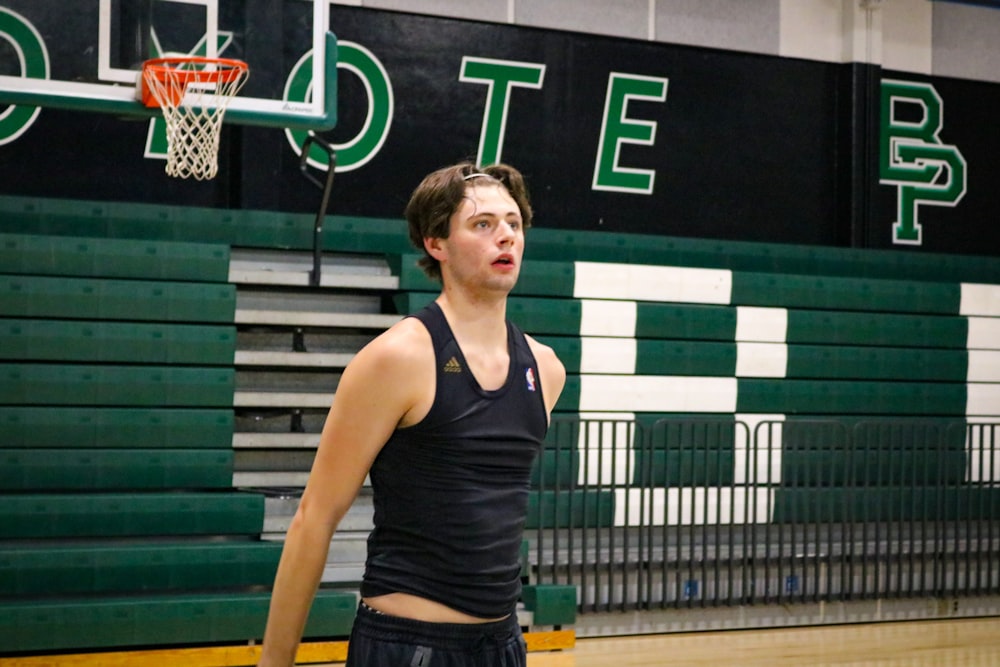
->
[299, 131, 337, 288]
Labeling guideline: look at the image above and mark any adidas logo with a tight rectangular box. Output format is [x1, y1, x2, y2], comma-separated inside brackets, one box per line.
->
[443, 356, 463, 373]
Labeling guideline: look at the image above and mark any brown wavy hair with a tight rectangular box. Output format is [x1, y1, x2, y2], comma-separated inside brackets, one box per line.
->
[404, 162, 533, 282]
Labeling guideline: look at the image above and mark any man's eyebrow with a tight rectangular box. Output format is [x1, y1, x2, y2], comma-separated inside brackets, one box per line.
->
[463, 207, 520, 218]
[468, 212, 522, 220]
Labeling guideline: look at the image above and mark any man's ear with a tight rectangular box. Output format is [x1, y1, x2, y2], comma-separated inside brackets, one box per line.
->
[424, 236, 446, 262]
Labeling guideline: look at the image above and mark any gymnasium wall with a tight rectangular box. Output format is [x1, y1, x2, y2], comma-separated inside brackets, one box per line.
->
[2, 2, 1000, 650]
[0, 1, 998, 257]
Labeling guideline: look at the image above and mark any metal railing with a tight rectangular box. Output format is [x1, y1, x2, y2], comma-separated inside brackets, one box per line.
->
[528, 417, 1000, 612]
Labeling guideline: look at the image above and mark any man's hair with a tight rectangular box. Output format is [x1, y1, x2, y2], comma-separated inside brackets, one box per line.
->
[404, 161, 533, 282]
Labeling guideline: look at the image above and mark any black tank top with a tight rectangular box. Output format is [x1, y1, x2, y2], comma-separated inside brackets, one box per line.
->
[359, 301, 549, 618]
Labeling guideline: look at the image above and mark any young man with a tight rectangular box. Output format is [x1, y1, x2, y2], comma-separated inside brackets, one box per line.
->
[257, 162, 566, 667]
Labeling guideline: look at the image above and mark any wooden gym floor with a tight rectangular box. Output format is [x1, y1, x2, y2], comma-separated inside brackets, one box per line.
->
[526, 617, 1000, 667]
[2, 617, 997, 665]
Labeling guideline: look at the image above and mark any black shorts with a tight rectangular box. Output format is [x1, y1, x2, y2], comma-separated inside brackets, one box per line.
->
[345, 602, 526, 667]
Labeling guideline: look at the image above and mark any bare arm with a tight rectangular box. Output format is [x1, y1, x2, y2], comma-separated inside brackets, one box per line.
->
[526, 336, 566, 419]
[257, 320, 432, 667]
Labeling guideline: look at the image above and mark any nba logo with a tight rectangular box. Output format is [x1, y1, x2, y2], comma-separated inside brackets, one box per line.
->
[525, 368, 536, 392]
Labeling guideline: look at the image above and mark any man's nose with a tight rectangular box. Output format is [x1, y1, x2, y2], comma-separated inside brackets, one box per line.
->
[497, 221, 516, 243]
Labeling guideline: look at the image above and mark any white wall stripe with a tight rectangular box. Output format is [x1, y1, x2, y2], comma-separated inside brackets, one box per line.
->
[736, 342, 787, 378]
[581, 337, 637, 374]
[968, 351, 1000, 382]
[960, 283, 1000, 317]
[967, 384, 1000, 417]
[614, 487, 774, 527]
[967, 317, 1000, 350]
[579, 299, 637, 337]
[736, 306, 788, 342]
[579, 375, 738, 412]
[965, 317, 1000, 350]
[573, 262, 732, 304]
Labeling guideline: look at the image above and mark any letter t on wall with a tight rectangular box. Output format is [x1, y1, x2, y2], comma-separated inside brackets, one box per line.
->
[459, 57, 545, 167]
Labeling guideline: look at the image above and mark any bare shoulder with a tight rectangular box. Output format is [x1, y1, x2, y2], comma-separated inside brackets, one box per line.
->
[332, 316, 433, 422]
[525, 334, 566, 415]
[354, 316, 432, 371]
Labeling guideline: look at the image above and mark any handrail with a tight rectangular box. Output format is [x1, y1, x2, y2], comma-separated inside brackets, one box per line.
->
[530, 416, 1000, 612]
[298, 131, 337, 287]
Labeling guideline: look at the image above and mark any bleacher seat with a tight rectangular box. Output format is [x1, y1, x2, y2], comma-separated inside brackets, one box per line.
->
[3, 193, 999, 652]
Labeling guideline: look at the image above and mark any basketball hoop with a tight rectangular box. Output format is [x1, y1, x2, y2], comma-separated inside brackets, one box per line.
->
[140, 57, 249, 180]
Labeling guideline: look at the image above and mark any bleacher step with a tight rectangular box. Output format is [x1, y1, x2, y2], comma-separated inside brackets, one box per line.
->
[233, 432, 321, 449]
[229, 248, 396, 285]
[234, 391, 333, 408]
[235, 350, 355, 367]
[235, 309, 401, 329]
[262, 493, 375, 533]
[230, 268, 399, 290]
[234, 471, 311, 487]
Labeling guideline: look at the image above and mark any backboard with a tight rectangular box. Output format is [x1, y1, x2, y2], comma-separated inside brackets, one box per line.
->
[0, 0, 335, 130]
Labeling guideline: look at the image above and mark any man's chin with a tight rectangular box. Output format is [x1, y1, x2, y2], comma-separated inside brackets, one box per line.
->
[483, 276, 519, 295]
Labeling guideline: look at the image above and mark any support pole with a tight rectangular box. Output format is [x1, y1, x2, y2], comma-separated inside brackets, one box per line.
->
[298, 132, 337, 287]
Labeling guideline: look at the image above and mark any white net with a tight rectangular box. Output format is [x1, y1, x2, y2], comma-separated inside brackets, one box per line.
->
[141, 58, 249, 180]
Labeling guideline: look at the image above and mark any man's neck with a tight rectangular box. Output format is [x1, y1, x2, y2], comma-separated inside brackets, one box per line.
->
[435, 288, 508, 349]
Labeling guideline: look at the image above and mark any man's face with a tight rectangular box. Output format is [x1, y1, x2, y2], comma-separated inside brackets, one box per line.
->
[428, 182, 525, 295]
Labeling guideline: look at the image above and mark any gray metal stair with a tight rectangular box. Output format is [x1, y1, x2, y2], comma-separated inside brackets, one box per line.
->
[228, 248, 403, 587]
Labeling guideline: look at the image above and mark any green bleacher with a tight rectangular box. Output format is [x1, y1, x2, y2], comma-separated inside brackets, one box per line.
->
[1, 541, 286, 596]
[0, 319, 235, 364]
[0, 275, 235, 322]
[0, 230, 355, 655]
[0, 407, 233, 448]
[2, 591, 356, 654]
[0, 196, 412, 254]
[0, 232, 230, 281]
[2, 194, 999, 649]
[6, 193, 998, 283]
[0, 449, 234, 490]
[0, 492, 263, 538]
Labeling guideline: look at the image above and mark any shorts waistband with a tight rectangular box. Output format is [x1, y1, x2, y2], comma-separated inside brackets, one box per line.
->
[352, 601, 521, 650]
